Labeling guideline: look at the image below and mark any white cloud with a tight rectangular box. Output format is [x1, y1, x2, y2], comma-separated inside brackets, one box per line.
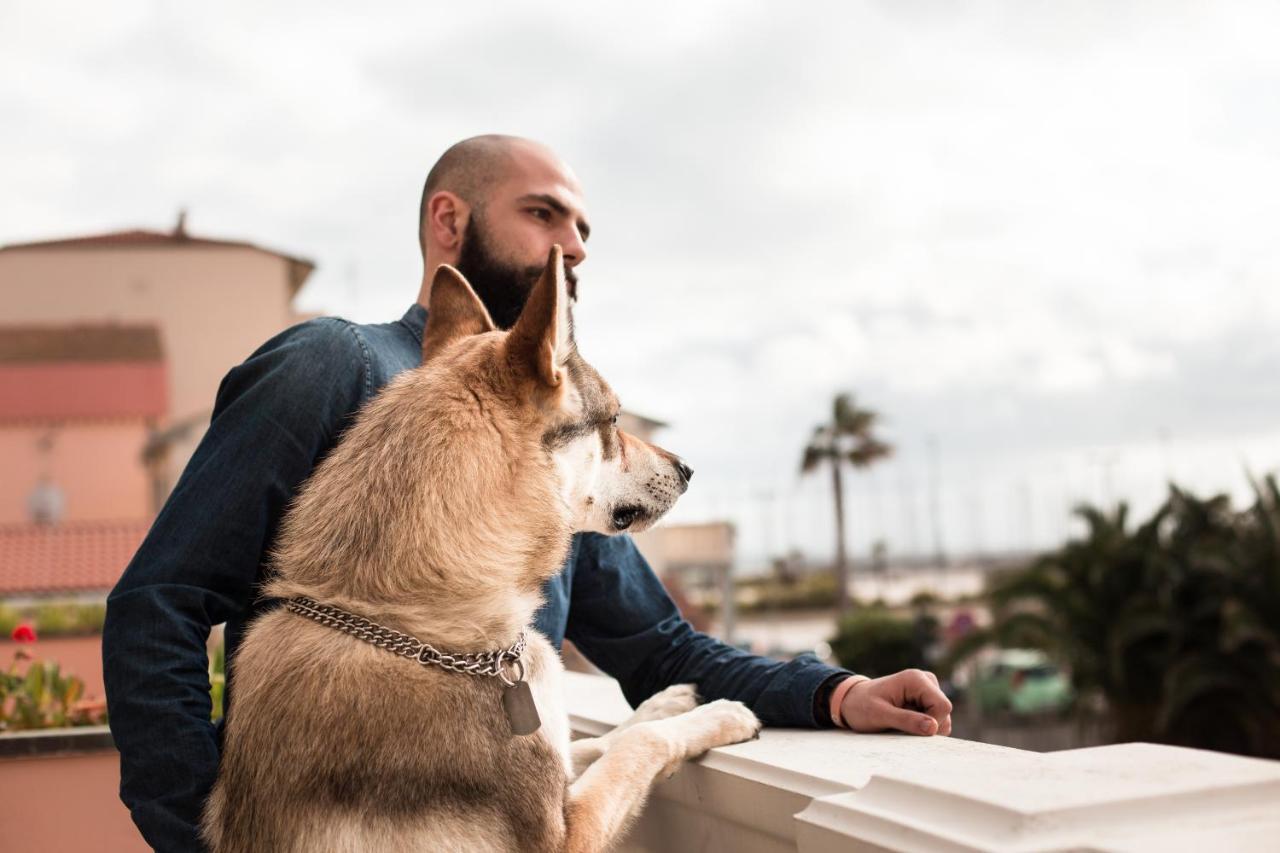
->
[3, 0, 1280, 562]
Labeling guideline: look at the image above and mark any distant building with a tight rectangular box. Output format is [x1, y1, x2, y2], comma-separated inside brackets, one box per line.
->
[0, 214, 315, 490]
[0, 216, 313, 599]
[634, 520, 735, 581]
[0, 324, 166, 526]
[639, 520, 737, 639]
[620, 416, 738, 639]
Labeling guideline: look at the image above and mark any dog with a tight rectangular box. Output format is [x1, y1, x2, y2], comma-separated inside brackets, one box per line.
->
[201, 246, 761, 852]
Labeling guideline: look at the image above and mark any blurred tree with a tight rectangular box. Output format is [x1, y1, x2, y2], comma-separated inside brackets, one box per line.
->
[801, 393, 893, 617]
[829, 606, 931, 677]
[947, 477, 1280, 758]
[1157, 477, 1280, 756]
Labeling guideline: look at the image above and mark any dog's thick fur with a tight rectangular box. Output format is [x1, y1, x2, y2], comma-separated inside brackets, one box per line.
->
[202, 247, 761, 852]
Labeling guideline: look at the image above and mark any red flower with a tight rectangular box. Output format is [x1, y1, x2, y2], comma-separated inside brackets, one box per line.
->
[11, 623, 36, 643]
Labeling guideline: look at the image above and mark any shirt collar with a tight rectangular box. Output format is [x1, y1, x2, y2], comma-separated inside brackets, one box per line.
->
[400, 303, 427, 344]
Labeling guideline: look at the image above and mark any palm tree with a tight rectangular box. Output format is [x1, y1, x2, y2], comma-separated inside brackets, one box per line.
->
[801, 393, 893, 617]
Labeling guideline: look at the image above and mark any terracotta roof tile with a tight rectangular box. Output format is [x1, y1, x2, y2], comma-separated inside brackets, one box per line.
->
[0, 520, 151, 596]
[0, 325, 163, 363]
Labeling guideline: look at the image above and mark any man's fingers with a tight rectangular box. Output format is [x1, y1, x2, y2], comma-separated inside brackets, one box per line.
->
[842, 670, 953, 735]
[883, 703, 940, 736]
[905, 670, 953, 725]
[894, 670, 952, 736]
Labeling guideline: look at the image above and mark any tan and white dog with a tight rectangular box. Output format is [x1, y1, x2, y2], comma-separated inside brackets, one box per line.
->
[202, 246, 761, 852]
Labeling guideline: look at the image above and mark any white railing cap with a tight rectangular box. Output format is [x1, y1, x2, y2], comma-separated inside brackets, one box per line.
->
[565, 672, 1280, 852]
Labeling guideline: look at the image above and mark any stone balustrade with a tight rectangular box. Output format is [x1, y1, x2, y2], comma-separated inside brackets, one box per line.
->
[564, 672, 1280, 852]
[5, 673, 1277, 852]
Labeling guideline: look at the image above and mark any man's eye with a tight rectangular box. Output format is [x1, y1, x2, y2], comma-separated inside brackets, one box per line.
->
[529, 208, 551, 221]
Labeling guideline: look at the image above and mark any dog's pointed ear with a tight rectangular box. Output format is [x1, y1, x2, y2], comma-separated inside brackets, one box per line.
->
[506, 245, 573, 387]
[422, 265, 496, 363]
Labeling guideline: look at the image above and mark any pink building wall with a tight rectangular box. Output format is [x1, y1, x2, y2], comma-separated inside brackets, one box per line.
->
[0, 750, 148, 853]
[0, 422, 153, 524]
[0, 362, 166, 420]
[0, 243, 313, 486]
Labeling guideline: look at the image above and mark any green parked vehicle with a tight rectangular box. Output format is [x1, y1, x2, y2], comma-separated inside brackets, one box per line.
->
[970, 649, 1074, 715]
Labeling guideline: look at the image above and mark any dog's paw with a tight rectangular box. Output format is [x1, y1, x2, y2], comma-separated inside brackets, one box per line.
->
[675, 699, 762, 759]
[630, 683, 699, 724]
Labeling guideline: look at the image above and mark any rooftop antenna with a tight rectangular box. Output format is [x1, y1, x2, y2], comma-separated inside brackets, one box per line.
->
[927, 434, 947, 567]
[897, 460, 921, 561]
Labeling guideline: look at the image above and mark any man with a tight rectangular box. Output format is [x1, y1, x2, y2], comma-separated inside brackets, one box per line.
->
[103, 134, 952, 851]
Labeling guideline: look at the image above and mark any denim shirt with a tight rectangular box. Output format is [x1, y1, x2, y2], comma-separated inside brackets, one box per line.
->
[103, 305, 851, 852]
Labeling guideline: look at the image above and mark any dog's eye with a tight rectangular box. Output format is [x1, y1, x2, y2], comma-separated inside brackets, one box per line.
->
[610, 415, 619, 425]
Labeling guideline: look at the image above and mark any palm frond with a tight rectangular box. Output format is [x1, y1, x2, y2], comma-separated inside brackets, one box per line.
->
[847, 438, 893, 468]
[833, 393, 878, 436]
[800, 444, 832, 474]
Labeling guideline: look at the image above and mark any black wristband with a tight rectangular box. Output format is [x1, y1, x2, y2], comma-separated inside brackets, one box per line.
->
[813, 672, 851, 728]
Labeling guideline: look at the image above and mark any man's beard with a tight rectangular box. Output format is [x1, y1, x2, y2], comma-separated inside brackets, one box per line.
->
[455, 213, 579, 330]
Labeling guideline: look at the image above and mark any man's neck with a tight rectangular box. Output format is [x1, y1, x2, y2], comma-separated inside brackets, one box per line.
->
[417, 251, 458, 308]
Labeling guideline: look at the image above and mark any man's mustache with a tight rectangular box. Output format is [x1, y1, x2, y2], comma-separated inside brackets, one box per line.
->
[524, 265, 579, 300]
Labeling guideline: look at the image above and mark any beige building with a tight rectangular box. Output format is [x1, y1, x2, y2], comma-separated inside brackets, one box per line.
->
[0, 218, 314, 606]
[617, 414, 735, 580]
[0, 215, 315, 491]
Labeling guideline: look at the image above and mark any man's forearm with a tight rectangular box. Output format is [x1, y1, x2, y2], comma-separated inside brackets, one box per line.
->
[104, 584, 225, 852]
[567, 532, 854, 728]
[617, 616, 853, 727]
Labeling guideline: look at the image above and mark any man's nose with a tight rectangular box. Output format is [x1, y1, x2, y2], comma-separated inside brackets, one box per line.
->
[560, 224, 587, 267]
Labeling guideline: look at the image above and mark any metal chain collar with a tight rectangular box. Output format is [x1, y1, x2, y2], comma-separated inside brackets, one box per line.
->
[284, 596, 527, 684]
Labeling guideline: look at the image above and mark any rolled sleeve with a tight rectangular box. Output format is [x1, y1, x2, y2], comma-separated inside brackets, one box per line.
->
[566, 533, 852, 728]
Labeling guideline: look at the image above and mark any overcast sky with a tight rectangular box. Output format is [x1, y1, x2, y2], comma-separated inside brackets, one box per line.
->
[4, 1, 1279, 566]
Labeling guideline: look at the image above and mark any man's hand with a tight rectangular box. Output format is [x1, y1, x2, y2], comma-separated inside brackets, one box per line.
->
[839, 670, 953, 736]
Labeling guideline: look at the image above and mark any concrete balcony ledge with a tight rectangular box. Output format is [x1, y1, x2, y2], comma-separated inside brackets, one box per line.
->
[564, 672, 1280, 852]
[0, 724, 114, 758]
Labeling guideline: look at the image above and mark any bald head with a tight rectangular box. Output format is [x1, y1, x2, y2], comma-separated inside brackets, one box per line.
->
[415, 135, 591, 311]
[419, 135, 545, 255]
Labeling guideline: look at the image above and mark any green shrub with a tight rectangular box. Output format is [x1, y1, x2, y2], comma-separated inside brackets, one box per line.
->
[0, 602, 107, 639]
[0, 605, 19, 637]
[829, 606, 931, 677]
[0, 652, 107, 731]
[210, 642, 225, 722]
[737, 573, 843, 614]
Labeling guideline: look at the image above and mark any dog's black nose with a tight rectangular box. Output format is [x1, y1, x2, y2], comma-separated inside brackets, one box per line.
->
[675, 460, 694, 484]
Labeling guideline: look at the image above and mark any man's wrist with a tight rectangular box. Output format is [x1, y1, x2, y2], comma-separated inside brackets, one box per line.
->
[813, 672, 850, 726]
[830, 675, 871, 729]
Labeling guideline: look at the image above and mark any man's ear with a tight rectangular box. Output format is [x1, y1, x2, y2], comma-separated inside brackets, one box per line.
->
[422, 265, 496, 363]
[424, 191, 466, 252]
[506, 245, 572, 387]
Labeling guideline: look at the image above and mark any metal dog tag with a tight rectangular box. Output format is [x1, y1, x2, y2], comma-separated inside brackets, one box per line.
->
[503, 681, 541, 736]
